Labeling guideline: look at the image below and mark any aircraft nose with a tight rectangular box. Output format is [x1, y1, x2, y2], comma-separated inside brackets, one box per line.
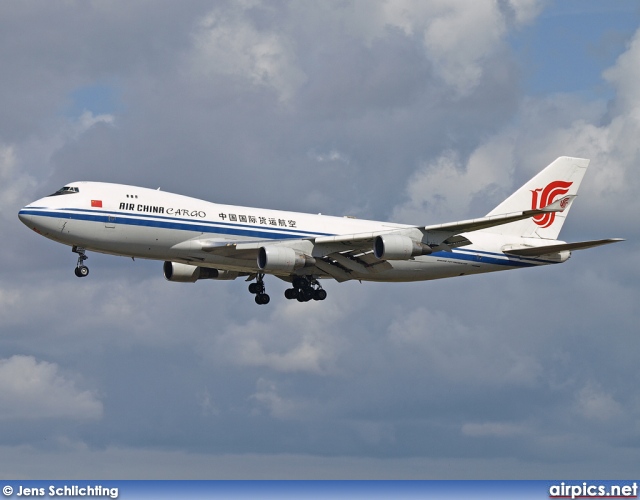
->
[18, 209, 31, 226]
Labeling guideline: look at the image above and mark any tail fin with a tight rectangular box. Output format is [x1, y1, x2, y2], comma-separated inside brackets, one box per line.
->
[485, 156, 589, 240]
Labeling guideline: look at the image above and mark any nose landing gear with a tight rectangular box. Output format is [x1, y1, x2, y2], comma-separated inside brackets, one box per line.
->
[72, 246, 89, 277]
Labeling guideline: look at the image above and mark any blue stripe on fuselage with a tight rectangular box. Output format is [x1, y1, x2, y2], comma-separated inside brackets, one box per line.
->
[452, 247, 561, 266]
[18, 208, 331, 240]
[430, 249, 541, 268]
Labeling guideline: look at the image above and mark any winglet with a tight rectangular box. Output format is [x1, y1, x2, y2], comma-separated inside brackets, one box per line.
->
[539, 194, 576, 213]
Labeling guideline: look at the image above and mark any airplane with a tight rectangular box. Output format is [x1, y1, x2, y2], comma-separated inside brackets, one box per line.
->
[18, 156, 622, 305]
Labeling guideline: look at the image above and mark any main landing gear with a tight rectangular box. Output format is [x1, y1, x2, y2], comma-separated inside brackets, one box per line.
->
[72, 246, 89, 278]
[248, 273, 270, 305]
[247, 275, 327, 305]
[284, 276, 327, 302]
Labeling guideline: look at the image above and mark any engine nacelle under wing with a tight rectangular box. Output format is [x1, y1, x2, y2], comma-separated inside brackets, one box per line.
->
[373, 235, 432, 260]
[163, 262, 238, 282]
[258, 246, 316, 272]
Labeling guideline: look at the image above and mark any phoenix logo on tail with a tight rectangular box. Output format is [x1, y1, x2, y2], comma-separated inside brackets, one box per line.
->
[531, 180, 573, 228]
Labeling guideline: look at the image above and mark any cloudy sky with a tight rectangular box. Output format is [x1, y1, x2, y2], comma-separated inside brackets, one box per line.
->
[1, 0, 639, 479]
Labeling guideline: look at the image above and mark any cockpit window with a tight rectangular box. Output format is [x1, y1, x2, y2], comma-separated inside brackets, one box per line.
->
[49, 186, 80, 196]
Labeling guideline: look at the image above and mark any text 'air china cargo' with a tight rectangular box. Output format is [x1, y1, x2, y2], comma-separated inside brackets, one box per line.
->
[19, 157, 622, 305]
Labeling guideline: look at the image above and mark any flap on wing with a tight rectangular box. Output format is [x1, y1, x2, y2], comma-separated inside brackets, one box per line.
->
[312, 232, 377, 255]
[312, 229, 422, 256]
[200, 239, 263, 252]
[503, 238, 623, 257]
[313, 258, 354, 282]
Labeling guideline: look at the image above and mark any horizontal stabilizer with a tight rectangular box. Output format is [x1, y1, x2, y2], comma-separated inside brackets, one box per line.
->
[503, 238, 624, 257]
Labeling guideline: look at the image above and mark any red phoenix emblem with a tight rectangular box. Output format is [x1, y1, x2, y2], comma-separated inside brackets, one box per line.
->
[531, 180, 573, 228]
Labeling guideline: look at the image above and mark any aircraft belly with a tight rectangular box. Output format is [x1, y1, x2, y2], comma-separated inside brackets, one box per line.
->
[47, 218, 199, 259]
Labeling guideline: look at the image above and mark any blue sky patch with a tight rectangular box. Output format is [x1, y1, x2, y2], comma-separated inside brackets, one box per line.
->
[66, 82, 121, 117]
[510, 0, 640, 99]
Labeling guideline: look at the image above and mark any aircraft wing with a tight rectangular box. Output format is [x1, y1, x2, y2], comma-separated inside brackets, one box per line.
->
[179, 234, 394, 282]
[311, 195, 576, 254]
[175, 197, 576, 281]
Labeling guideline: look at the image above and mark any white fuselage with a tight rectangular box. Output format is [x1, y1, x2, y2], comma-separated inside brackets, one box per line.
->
[18, 181, 555, 282]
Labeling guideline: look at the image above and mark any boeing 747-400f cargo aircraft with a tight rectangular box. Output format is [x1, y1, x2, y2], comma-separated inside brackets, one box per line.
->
[19, 157, 622, 305]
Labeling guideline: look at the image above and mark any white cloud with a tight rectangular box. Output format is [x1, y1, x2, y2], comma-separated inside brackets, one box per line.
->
[346, 0, 543, 95]
[604, 28, 640, 116]
[394, 23, 640, 228]
[310, 149, 351, 165]
[75, 110, 114, 132]
[0, 108, 115, 221]
[575, 383, 623, 421]
[250, 378, 304, 419]
[392, 135, 517, 223]
[206, 286, 358, 374]
[190, 3, 306, 102]
[420, 2, 507, 95]
[198, 388, 220, 417]
[0, 276, 234, 350]
[505, 0, 543, 25]
[227, 0, 544, 100]
[387, 307, 543, 387]
[0, 143, 37, 218]
[0, 355, 102, 419]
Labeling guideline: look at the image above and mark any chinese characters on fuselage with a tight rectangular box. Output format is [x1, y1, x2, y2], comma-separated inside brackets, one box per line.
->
[219, 213, 297, 228]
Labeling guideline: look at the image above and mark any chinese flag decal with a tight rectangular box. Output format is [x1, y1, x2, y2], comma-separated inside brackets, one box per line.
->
[91, 200, 103, 208]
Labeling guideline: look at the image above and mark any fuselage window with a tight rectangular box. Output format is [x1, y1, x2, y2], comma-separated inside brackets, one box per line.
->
[49, 186, 80, 196]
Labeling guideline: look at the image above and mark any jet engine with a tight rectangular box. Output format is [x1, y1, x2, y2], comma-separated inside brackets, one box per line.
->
[163, 262, 238, 282]
[373, 235, 432, 260]
[257, 246, 316, 272]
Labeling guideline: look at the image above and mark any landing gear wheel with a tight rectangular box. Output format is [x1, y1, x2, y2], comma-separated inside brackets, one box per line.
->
[75, 265, 89, 278]
[255, 293, 270, 305]
[289, 276, 327, 303]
